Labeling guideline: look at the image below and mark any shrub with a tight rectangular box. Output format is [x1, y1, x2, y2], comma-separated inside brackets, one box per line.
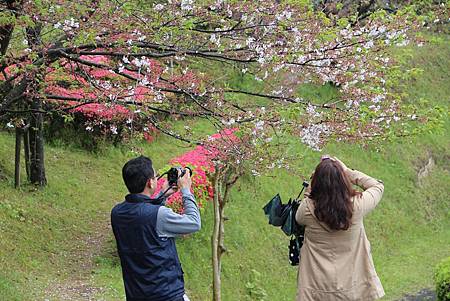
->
[435, 257, 450, 301]
[151, 129, 237, 213]
[45, 107, 158, 151]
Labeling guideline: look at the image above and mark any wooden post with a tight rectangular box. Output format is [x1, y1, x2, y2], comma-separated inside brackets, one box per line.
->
[14, 127, 22, 188]
[23, 124, 31, 181]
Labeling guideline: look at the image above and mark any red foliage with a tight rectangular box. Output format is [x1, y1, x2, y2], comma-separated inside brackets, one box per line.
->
[144, 124, 159, 141]
[46, 86, 96, 100]
[152, 129, 237, 213]
[163, 71, 202, 93]
[78, 54, 109, 65]
[133, 86, 153, 101]
[70, 103, 131, 121]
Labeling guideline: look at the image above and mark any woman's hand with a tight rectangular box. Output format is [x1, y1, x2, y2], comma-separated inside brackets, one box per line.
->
[332, 156, 349, 171]
[321, 155, 352, 175]
[332, 157, 358, 184]
[321, 155, 347, 168]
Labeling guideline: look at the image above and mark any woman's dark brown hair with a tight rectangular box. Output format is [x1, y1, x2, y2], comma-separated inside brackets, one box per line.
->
[309, 159, 360, 230]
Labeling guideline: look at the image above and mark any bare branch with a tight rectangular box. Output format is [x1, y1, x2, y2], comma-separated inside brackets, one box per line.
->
[147, 116, 202, 145]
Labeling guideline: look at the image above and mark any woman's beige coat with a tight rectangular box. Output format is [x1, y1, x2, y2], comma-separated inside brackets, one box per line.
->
[295, 169, 385, 301]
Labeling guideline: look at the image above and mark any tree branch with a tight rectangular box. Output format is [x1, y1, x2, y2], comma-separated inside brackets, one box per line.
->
[0, 77, 27, 115]
[147, 116, 202, 145]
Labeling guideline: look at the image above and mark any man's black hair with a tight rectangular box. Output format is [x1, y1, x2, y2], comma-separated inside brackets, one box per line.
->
[122, 156, 154, 193]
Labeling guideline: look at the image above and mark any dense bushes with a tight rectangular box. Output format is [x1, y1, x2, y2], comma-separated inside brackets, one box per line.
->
[45, 107, 157, 151]
[435, 257, 450, 301]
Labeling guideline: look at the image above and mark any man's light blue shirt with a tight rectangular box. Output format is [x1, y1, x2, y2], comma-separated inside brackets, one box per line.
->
[155, 188, 201, 238]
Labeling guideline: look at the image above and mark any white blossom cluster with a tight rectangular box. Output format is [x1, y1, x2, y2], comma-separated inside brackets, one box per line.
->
[153, 3, 165, 11]
[132, 29, 147, 42]
[95, 80, 112, 91]
[300, 124, 330, 151]
[306, 104, 320, 118]
[254, 120, 264, 132]
[118, 63, 125, 73]
[209, 0, 224, 11]
[54, 18, 80, 32]
[110, 125, 118, 135]
[132, 57, 152, 70]
[209, 34, 221, 47]
[181, 0, 194, 11]
[275, 10, 292, 21]
[221, 118, 236, 126]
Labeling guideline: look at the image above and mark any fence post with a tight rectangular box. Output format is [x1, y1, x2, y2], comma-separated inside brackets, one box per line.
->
[14, 127, 23, 188]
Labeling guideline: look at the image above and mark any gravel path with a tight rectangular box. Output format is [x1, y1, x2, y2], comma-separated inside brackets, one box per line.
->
[397, 289, 436, 301]
[44, 280, 105, 301]
[43, 219, 110, 301]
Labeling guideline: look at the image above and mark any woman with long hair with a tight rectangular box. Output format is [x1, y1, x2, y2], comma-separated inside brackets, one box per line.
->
[295, 156, 385, 300]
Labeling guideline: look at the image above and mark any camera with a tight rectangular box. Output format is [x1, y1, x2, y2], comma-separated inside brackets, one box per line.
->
[167, 166, 193, 186]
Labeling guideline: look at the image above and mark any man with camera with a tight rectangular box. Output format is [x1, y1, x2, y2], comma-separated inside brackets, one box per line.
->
[111, 156, 201, 301]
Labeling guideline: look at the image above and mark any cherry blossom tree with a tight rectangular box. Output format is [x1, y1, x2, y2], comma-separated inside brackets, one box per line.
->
[0, 0, 444, 186]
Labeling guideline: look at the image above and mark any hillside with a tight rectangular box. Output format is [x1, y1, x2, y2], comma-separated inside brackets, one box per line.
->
[0, 36, 449, 301]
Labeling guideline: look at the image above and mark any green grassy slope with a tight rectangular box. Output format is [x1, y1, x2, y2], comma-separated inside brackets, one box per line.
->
[0, 37, 448, 301]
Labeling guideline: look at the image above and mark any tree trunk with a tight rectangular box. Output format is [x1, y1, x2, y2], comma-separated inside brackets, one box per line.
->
[212, 168, 221, 301]
[29, 98, 47, 186]
[219, 204, 225, 255]
[14, 127, 22, 188]
[211, 166, 238, 301]
[0, 23, 13, 57]
[0, 1, 23, 56]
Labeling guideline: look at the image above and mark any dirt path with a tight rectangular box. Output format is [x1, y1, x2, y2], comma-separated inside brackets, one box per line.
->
[43, 218, 111, 301]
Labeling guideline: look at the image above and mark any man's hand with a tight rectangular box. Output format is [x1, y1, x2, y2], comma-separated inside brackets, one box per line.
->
[161, 180, 178, 197]
[178, 169, 192, 190]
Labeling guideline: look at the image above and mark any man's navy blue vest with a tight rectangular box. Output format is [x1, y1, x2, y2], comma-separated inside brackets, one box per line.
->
[111, 194, 185, 301]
